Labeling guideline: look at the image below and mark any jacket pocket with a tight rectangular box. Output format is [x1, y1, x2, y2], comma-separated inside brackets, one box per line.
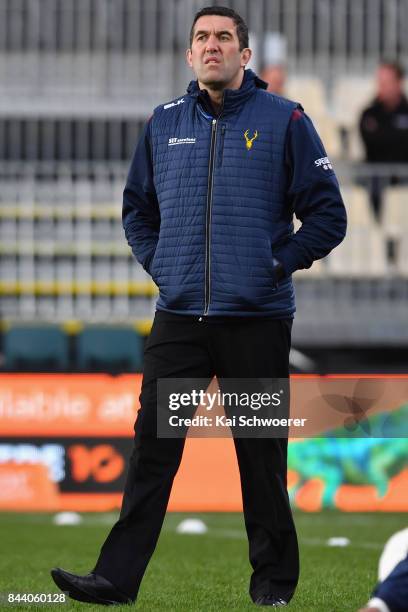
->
[269, 242, 279, 290]
[149, 247, 162, 284]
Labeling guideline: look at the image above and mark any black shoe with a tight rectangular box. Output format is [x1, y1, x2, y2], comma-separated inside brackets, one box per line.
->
[51, 568, 133, 606]
[254, 595, 288, 607]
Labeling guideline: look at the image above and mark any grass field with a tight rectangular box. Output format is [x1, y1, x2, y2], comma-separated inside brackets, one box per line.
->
[0, 511, 406, 611]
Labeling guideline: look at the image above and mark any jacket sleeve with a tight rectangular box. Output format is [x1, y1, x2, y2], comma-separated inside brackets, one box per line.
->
[273, 108, 347, 276]
[122, 118, 160, 274]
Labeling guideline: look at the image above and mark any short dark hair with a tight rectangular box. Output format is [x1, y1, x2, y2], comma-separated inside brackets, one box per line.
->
[189, 6, 249, 51]
[380, 60, 405, 80]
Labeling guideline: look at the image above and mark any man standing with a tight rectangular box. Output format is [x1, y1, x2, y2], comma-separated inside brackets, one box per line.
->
[51, 6, 347, 607]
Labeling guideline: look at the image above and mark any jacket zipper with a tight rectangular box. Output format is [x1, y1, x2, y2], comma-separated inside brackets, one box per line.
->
[218, 124, 226, 167]
[203, 117, 218, 316]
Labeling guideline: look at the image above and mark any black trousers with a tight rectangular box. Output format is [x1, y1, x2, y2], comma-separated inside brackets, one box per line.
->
[93, 311, 299, 602]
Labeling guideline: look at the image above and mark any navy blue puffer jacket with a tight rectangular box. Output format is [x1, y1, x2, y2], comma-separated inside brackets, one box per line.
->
[123, 69, 346, 318]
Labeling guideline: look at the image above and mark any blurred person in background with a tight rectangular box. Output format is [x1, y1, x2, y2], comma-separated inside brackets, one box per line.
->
[51, 5, 346, 607]
[359, 61, 408, 219]
[259, 64, 287, 95]
[359, 528, 408, 612]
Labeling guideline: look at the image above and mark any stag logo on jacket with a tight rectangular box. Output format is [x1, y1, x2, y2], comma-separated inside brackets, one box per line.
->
[244, 129, 258, 150]
[314, 156, 333, 170]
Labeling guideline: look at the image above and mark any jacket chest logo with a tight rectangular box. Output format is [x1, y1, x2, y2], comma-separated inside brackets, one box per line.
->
[168, 137, 196, 146]
[244, 129, 258, 150]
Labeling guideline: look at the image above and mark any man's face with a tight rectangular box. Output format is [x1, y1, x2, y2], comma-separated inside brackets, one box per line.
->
[186, 15, 251, 90]
[377, 66, 403, 106]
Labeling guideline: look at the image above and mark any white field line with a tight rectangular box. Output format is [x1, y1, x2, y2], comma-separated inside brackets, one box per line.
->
[173, 527, 384, 550]
[47, 515, 386, 550]
[75, 517, 387, 549]
[301, 536, 383, 550]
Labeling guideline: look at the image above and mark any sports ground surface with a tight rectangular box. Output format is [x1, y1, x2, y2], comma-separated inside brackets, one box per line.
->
[0, 511, 406, 611]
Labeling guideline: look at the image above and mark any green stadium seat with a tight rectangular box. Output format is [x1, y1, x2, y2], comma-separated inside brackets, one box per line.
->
[3, 324, 69, 370]
[76, 325, 143, 372]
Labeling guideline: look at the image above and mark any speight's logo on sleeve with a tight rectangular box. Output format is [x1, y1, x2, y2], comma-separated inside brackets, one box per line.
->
[314, 156, 333, 170]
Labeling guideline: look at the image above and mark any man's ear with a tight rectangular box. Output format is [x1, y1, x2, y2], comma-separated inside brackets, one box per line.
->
[186, 48, 193, 68]
[241, 48, 252, 68]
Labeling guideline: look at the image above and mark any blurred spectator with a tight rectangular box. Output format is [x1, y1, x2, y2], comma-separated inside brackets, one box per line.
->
[359, 61, 408, 219]
[360, 61, 408, 163]
[259, 64, 287, 95]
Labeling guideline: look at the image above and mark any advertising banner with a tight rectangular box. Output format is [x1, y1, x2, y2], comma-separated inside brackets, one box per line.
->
[0, 374, 407, 512]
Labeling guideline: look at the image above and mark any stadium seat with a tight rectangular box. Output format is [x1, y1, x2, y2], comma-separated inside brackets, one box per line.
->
[332, 76, 375, 128]
[312, 114, 343, 159]
[285, 80, 340, 158]
[382, 187, 408, 237]
[76, 325, 144, 372]
[0, 207, 18, 242]
[286, 77, 327, 117]
[398, 236, 408, 277]
[56, 218, 74, 241]
[294, 259, 325, 278]
[3, 324, 69, 370]
[332, 77, 375, 160]
[346, 124, 366, 161]
[340, 185, 376, 227]
[326, 225, 388, 277]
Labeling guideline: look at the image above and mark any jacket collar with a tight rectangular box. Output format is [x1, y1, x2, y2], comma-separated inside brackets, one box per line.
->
[187, 69, 267, 117]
